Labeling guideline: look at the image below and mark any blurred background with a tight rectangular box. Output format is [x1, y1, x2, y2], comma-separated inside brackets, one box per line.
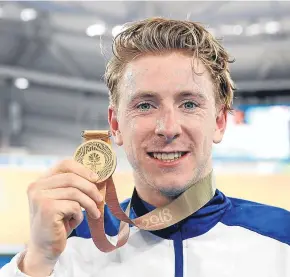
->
[0, 0, 290, 268]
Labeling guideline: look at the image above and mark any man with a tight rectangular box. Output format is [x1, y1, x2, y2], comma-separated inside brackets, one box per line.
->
[1, 17, 290, 277]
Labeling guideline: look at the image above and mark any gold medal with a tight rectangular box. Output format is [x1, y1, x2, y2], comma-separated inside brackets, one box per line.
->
[73, 139, 117, 182]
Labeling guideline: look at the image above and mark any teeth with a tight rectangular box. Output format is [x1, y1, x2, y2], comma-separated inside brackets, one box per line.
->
[151, 152, 184, 161]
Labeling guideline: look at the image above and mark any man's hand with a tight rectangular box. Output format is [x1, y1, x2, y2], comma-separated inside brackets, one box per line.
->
[19, 159, 103, 276]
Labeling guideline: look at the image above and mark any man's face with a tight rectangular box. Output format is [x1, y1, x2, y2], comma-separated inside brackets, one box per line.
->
[109, 52, 226, 198]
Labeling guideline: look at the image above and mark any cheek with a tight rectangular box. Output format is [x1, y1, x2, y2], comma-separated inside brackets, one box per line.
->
[120, 118, 152, 170]
[190, 118, 215, 154]
[202, 123, 216, 155]
[120, 118, 137, 145]
[122, 117, 157, 162]
[120, 120, 139, 167]
[123, 115, 156, 137]
[120, 118, 144, 151]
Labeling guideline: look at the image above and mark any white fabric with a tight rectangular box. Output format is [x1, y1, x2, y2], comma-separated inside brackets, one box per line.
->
[0, 223, 289, 277]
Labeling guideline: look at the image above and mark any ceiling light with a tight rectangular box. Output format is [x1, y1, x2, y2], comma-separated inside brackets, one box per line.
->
[20, 8, 37, 22]
[86, 23, 106, 37]
[232, 25, 243, 35]
[220, 25, 243, 36]
[112, 25, 124, 37]
[265, 21, 280, 34]
[245, 24, 262, 36]
[14, 78, 29, 90]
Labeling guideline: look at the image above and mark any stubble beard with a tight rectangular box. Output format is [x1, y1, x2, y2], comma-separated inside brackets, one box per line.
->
[128, 138, 212, 201]
[152, 164, 206, 199]
[132, 154, 210, 200]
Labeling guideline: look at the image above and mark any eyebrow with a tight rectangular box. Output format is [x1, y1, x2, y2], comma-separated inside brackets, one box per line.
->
[127, 90, 208, 104]
[127, 91, 159, 104]
[175, 91, 208, 102]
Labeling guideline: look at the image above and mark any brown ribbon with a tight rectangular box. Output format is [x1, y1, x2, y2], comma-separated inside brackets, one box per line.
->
[75, 130, 216, 252]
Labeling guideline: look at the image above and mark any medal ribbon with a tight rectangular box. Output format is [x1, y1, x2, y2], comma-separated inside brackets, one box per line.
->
[74, 130, 216, 252]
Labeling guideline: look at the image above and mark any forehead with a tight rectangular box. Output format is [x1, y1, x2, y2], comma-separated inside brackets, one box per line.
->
[120, 52, 214, 97]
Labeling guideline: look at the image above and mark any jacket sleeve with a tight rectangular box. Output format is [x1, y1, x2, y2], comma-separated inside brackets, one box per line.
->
[0, 251, 57, 277]
[0, 237, 97, 277]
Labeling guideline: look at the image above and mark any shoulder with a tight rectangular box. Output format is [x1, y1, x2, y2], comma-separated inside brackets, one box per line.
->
[221, 197, 290, 245]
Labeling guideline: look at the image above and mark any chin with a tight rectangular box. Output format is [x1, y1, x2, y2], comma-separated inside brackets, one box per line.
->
[153, 177, 191, 195]
[155, 171, 192, 183]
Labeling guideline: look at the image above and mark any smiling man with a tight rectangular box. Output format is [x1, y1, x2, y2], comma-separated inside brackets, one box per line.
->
[1, 17, 290, 277]
[109, 52, 224, 206]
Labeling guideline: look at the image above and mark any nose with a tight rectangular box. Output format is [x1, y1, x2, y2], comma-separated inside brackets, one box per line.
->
[155, 108, 182, 143]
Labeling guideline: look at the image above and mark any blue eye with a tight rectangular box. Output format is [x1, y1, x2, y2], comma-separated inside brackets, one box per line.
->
[182, 101, 197, 110]
[137, 102, 153, 111]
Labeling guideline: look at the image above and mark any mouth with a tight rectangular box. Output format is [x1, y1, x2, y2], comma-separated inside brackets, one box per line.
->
[147, 151, 189, 162]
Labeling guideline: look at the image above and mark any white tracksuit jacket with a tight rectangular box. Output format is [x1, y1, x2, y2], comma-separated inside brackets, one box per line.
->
[1, 189, 290, 277]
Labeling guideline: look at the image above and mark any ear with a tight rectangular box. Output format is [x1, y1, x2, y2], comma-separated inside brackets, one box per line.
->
[108, 106, 123, 146]
[213, 106, 227, 144]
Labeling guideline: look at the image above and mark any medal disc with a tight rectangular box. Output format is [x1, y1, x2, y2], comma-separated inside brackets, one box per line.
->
[74, 139, 117, 182]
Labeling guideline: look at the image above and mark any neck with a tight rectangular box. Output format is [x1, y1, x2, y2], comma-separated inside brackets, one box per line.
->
[134, 169, 214, 208]
[135, 185, 172, 207]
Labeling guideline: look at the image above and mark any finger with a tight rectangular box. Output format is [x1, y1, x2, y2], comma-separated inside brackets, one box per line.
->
[56, 200, 84, 230]
[45, 188, 100, 219]
[29, 173, 103, 203]
[39, 159, 100, 183]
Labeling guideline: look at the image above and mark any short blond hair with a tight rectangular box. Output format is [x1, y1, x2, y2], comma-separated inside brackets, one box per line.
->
[104, 17, 235, 112]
